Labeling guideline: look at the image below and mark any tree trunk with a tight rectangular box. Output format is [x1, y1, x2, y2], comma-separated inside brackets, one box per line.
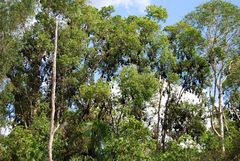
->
[48, 20, 58, 161]
[218, 78, 225, 153]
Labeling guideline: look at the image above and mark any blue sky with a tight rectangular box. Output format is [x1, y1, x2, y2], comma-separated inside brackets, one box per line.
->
[90, 0, 240, 26]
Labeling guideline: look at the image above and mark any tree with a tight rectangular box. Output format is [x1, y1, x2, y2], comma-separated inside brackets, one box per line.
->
[185, 0, 240, 153]
[155, 21, 209, 151]
[0, 0, 36, 126]
[0, 0, 36, 83]
[48, 19, 59, 161]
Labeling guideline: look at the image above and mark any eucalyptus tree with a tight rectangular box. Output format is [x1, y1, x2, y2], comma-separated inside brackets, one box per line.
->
[185, 0, 240, 153]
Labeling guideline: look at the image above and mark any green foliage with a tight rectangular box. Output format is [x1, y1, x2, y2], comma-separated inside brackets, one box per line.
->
[224, 122, 240, 160]
[185, 0, 240, 83]
[146, 5, 168, 22]
[1, 115, 50, 160]
[167, 103, 206, 140]
[0, 0, 36, 32]
[119, 66, 158, 109]
[157, 135, 202, 161]
[158, 50, 179, 83]
[223, 59, 240, 106]
[0, 0, 36, 82]
[78, 80, 111, 105]
[62, 118, 110, 160]
[165, 21, 210, 94]
[105, 116, 155, 161]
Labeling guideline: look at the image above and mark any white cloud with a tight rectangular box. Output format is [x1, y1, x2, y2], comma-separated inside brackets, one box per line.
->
[89, 0, 151, 13]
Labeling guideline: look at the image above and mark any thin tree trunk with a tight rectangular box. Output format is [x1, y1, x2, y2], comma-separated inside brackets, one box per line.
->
[48, 20, 58, 161]
[209, 87, 221, 137]
[209, 65, 222, 137]
[218, 78, 225, 153]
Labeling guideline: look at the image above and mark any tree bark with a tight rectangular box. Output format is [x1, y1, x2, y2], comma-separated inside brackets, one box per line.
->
[48, 20, 58, 161]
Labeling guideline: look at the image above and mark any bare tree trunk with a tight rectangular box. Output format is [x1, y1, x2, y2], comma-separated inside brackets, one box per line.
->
[209, 63, 225, 153]
[48, 20, 58, 161]
[209, 87, 221, 138]
[218, 78, 225, 153]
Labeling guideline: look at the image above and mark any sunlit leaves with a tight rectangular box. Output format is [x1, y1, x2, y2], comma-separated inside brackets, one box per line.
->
[78, 80, 111, 104]
[119, 66, 158, 106]
[146, 5, 168, 22]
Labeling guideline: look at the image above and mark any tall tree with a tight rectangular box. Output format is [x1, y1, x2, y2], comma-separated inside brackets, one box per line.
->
[156, 21, 209, 151]
[185, 0, 240, 153]
[48, 20, 59, 161]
